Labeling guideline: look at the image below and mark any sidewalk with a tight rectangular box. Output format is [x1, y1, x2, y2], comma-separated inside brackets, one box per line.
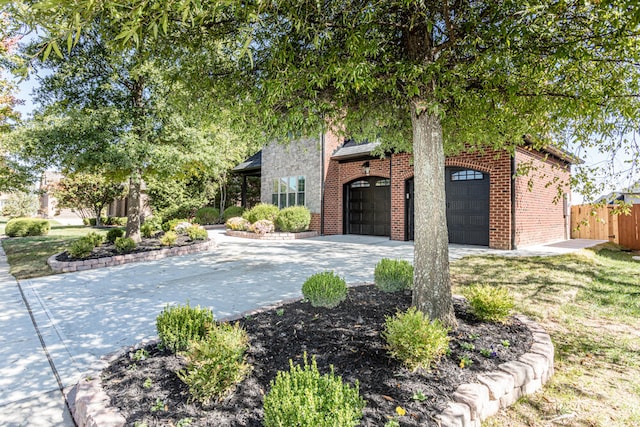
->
[0, 231, 603, 426]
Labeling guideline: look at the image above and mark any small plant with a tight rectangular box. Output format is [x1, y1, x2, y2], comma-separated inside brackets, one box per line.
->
[174, 221, 193, 234]
[178, 322, 251, 404]
[141, 222, 158, 238]
[115, 236, 136, 253]
[412, 390, 427, 402]
[384, 420, 400, 427]
[5, 218, 50, 237]
[106, 228, 125, 243]
[176, 418, 193, 427]
[150, 398, 166, 412]
[276, 308, 285, 317]
[162, 218, 190, 232]
[480, 347, 497, 358]
[501, 339, 511, 348]
[275, 206, 311, 232]
[468, 333, 480, 340]
[460, 342, 475, 351]
[68, 237, 95, 259]
[84, 231, 104, 247]
[242, 203, 280, 224]
[156, 303, 214, 353]
[222, 206, 244, 222]
[250, 219, 275, 235]
[160, 231, 178, 246]
[186, 225, 208, 241]
[263, 353, 365, 427]
[132, 348, 149, 361]
[225, 216, 251, 231]
[374, 258, 413, 292]
[463, 284, 515, 323]
[194, 207, 220, 225]
[459, 355, 474, 369]
[143, 377, 153, 389]
[382, 307, 450, 372]
[302, 271, 348, 308]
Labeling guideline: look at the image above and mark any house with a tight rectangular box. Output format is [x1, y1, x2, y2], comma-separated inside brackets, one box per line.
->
[596, 180, 640, 205]
[233, 131, 578, 249]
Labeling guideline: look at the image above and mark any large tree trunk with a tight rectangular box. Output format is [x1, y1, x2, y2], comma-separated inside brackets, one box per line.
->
[126, 169, 142, 242]
[411, 100, 458, 329]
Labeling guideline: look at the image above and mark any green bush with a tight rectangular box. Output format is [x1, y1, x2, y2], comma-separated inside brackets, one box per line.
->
[374, 258, 413, 292]
[225, 217, 250, 231]
[263, 354, 365, 427]
[462, 284, 515, 323]
[156, 303, 214, 353]
[106, 228, 125, 243]
[141, 222, 158, 238]
[222, 206, 244, 222]
[194, 207, 220, 225]
[83, 217, 108, 226]
[275, 206, 311, 232]
[159, 203, 198, 222]
[114, 236, 136, 253]
[162, 218, 190, 232]
[104, 216, 127, 226]
[242, 203, 279, 224]
[177, 322, 250, 404]
[84, 231, 104, 247]
[187, 225, 208, 241]
[5, 218, 50, 237]
[68, 237, 95, 259]
[160, 230, 178, 246]
[382, 307, 450, 372]
[302, 272, 348, 309]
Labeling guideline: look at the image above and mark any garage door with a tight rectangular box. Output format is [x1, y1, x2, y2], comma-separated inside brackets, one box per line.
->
[405, 168, 490, 245]
[345, 177, 390, 236]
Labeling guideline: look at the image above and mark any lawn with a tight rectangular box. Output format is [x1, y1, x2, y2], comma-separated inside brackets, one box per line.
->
[451, 245, 640, 426]
[1, 221, 109, 279]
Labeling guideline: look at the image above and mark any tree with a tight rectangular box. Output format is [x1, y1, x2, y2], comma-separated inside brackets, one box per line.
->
[1, 191, 37, 218]
[20, 1, 640, 326]
[51, 173, 127, 226]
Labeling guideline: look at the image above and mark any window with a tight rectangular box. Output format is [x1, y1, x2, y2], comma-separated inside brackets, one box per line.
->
[350, 180, 370, 188]
[451, 169, 484, 181]
[375, 179, 390, 187]
[272, 176, 305, 208]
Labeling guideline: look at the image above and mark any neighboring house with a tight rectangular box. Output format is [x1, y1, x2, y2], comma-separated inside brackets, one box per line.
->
[233, 132, 578, 249]
[596, 180, 640, 205]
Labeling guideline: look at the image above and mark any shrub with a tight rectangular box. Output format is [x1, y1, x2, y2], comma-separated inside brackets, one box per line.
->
[194, 207, 220, 225]
[84, 217, 108, 226]
[462, 284, 515, 323]
[251, 219, 275, 235]
[242, 203, 279, 224]
[5, 218, 50, 237]
[68, 237, 95, 259]
[275, 206, 311, 232]
[160, 231, 178, 246]
[178, 322, 250, 404]
[222, 206, 244, 222]
[174, 221, 193, 234]
[106, 228, 125, 243]
[382, 307, 450, 372]
[302, 271, 348, 308]
[156, 303, 214, 353]
[141, 222, 158, 238]
[263, 353, 365, 427]
[162, 218, 190, 232]
[374, 259, 413, 292]
[84, 231, 104, 247]
[187, 225, 208, 241]
[114, 236, 136, 253]
[104, 216, 127, 226]
[225, 217, 250, 231]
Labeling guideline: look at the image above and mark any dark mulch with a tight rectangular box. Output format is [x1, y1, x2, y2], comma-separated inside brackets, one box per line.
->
[102, 285, 532, 426]
[56, 234, 207, 262]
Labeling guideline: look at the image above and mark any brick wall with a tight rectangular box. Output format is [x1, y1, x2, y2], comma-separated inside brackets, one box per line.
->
[513, 147, 571, 247]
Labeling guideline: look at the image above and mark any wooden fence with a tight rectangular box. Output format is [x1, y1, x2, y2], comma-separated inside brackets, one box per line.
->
[571, 204, 640, 250]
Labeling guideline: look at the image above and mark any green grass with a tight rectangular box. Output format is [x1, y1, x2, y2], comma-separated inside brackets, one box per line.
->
[451, 245, 640, 427]
[1, 223, 109, 279]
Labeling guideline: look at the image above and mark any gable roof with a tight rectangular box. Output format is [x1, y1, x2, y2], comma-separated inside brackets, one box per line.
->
[232, 151, 262, 175]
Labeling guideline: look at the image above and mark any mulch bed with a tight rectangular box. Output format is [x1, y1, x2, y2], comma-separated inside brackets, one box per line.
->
[56, 234, 205, 262]
[102, 285, 532, 426]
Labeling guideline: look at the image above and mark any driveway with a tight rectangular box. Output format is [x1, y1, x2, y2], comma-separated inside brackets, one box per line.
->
[0, 230, 601, 425]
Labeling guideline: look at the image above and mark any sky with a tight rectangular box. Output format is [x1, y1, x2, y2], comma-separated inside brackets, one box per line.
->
[13, 68, 638, 205]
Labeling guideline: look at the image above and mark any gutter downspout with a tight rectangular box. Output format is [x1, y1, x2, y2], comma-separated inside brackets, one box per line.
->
[320, 128, 325, 236]
[510, 154, 517, 250]
[389, 153, 393, 240]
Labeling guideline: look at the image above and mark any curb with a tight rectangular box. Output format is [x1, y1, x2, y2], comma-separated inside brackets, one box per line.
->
[47, 239, 216, 273]
[225, 230, 319, 240]
[68, 301, 554, 427]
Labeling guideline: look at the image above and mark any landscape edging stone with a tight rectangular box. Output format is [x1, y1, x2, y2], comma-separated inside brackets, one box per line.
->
[67, 298, 554, 427]
[225, 230, 318, 240]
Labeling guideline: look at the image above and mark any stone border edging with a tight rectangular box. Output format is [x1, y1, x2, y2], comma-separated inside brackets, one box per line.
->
[225, 230, 318, 240]
[47, 239, 216, 273]
[68, 296, 554, 427]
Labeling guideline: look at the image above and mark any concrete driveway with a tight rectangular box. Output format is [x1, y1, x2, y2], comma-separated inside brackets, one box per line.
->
[0, 229, 601, 426]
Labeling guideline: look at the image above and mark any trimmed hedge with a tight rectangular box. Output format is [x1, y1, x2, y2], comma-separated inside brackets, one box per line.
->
[276, 206, 311, 232]
[223, 206, 245, 222]
[195, 207, 220, 225]
[243, 203, 279, 224]
[5, 218, 50, 237]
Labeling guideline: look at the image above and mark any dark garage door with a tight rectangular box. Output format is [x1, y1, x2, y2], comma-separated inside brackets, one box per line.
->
[405, 168, 490, 245]
[345, 177, 391, 236]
